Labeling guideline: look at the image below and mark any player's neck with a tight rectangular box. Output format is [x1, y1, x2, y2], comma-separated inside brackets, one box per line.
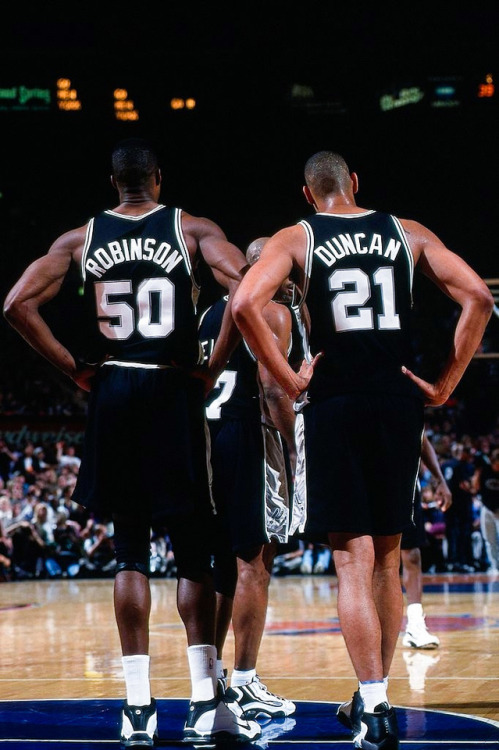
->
[114, 193, 159, 214]
[316, 194, 361, 214]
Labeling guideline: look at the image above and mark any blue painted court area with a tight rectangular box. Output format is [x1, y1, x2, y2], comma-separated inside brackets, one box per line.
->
[0, 698, 498, 748]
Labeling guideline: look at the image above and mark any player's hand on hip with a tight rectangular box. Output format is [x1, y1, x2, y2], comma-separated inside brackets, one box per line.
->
[295, 352, 323, 393]
[401, 366, 449, 406]
[190, 363, 216, 398]
[73, 364, 97, 392]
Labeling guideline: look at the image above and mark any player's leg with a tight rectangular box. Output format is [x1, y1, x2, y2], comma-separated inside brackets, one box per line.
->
[170, 514, 261, 743]
[225, 540, 295, 718]
[373, 533, 404, 677]
[232, 543, 272, 672]
[330, 532, 383, 683]
[113, 514, 158, 748]
[333, 532, 400, 749]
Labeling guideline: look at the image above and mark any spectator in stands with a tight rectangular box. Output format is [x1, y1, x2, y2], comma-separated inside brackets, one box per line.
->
[81, 519, 116, 576]
[0, 517, 13, 581]
[57, 485, 90, 529]
[56, 441, 81, 471]
[0, 494, 14, 527]
[420, 485, 448, 573]
[7, 505, 52, 579]
[12, 442, 42, 484]
[53, 511, 84, 577]
[11, 483, 40, 524]
[474, 448, 499, 571]
[0, 438, 15, 483]
[442, 444, 477, 572]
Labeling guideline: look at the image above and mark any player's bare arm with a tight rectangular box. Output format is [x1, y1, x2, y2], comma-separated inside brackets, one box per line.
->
[182, 212, 248, 282]
[3, 226, 95, 389]
[259, 301, 297, 467]
[233, 226, 319, 400]
[400, 220, 494, 406]
[183, 212, 249, 385]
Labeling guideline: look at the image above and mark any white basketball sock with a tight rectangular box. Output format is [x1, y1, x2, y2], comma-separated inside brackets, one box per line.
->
[407, 602, 424, 626]
[122, 654, 151, 706]
[359, 680, 388, 713]
[187, 644, 217, 702]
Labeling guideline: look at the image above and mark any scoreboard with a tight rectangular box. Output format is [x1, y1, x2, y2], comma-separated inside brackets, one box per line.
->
[0, 77, 197, 119]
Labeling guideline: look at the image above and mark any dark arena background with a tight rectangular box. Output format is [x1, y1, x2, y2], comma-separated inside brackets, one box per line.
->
[0, 5, 498, 748]
[0, 5, 498, 432]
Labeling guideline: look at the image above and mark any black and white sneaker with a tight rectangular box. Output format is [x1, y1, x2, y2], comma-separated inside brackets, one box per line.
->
[353, 702, 399, 749]
[182, 696, 261, 744]
[120, 698, 158, 747]
[225, 676, 296, 719]
[337, 689, 363, 733]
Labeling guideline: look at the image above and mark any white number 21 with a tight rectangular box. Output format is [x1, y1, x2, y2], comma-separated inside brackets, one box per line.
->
[329, 267, 400, 332]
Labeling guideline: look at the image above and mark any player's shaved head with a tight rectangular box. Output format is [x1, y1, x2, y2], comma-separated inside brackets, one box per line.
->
[246, 237, 270, 266]
[304, 151, 351, 199]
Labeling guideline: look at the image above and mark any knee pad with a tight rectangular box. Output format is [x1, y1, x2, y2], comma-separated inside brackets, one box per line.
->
[113, 515, 151, 576]
[115, 561, 150, 578]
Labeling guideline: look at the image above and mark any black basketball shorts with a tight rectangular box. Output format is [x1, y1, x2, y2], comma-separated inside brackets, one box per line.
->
[294, 391, 424, 537]
[209, 417, 290, 553]
[73, 364, 213, 523]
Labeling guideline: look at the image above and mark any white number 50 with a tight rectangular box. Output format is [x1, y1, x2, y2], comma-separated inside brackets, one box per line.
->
[94, 278, 175, 340]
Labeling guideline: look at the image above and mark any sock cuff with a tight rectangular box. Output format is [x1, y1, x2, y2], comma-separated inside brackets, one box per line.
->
[231, 667, 256, 686]
[122, 654, 150, 666]
[407, 602, 424, 618]
[187, 644, 216, 654]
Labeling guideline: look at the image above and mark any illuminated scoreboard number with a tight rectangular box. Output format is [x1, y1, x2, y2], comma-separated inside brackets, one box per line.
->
[478, 74, 495, 99]
[114, 89, 139, 121]
[170, 97, 196, 110]
[57, 78, 82, 111]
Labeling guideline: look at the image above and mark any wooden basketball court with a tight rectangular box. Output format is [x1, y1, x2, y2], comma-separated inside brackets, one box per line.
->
[1, 571, 498, 746]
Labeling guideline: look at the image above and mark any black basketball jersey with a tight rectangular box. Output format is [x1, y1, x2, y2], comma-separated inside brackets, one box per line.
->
[298, 210, 421, 401]
[80, 205, 202, 367]
[199, 296, 260, 421]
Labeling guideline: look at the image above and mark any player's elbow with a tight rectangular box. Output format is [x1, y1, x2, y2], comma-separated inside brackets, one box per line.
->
[3, 295, 33, 335]
[3, 295, 21, 326]
[472, 283, 494, 318]
[232, 290, 252, 329]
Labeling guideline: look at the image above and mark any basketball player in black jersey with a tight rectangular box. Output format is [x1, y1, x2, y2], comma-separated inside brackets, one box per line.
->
[3, 138, 261, 746]
[232, 151, 493, 749]
[199, 237, 298, 722]
[401, 433, 451, 650]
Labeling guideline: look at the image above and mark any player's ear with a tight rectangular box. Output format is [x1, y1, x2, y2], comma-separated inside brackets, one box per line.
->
[110, 175, 117, 190]
[303, 185, 317, 208]
[155, 168, 161, 186]
[351, 172, 359, 194]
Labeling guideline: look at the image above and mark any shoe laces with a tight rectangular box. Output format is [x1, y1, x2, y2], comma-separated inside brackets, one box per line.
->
[253, 676, 286, 700]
